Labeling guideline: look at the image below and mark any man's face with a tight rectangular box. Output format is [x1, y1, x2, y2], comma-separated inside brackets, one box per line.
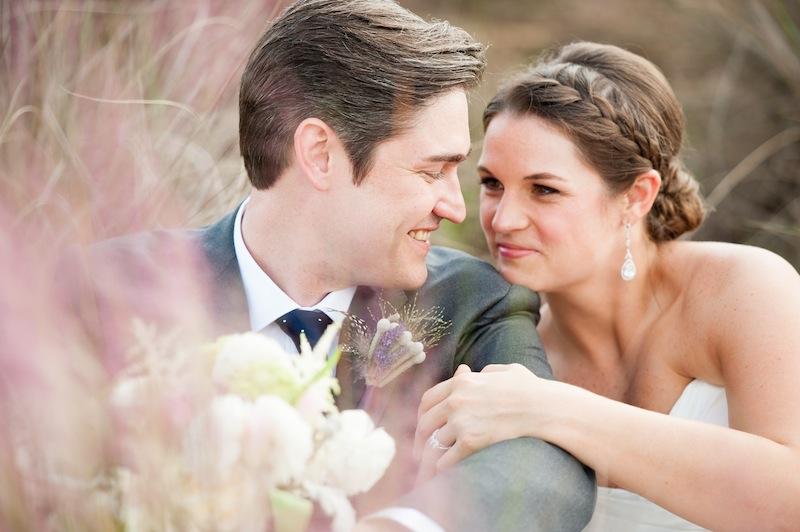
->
[330, 89, 470, 290]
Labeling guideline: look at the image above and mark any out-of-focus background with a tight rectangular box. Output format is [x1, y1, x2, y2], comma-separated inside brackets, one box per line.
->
[1, 0, 798, 264]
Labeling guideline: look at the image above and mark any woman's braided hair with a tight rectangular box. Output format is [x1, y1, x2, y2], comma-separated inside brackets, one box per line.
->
[483, 42, 705, 242]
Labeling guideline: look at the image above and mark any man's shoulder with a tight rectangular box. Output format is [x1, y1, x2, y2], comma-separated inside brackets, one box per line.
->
[85, 228, 203, 278]
[418, 246, 541, 320]
[91, 227, 200, 254]
[424, 246, 508, 291]
[88, 209, 236, 269]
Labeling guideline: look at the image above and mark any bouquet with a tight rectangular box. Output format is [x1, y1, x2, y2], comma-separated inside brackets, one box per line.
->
[104, 320, 395, 532]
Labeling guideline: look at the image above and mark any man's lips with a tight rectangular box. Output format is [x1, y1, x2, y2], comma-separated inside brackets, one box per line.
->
[496, 242, 538, 259]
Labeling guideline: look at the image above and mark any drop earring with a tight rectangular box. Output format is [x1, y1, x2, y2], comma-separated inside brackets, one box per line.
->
[620, 222, 637, 281]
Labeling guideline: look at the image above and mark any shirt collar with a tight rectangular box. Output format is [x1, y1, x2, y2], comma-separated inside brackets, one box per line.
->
[233, 198, 356, 332]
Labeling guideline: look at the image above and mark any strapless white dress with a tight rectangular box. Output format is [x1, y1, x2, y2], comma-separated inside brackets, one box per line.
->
[582, 380, 728, 532]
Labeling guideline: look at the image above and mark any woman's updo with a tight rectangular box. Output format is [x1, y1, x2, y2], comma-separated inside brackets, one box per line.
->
[483, 42, 705, 242]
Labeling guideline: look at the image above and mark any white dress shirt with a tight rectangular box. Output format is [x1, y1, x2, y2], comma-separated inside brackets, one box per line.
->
[233, 198, 355, 351]
[233, 199, 444, 532]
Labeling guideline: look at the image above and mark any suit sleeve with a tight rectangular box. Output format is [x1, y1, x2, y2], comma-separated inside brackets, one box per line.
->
[397, 256, 596, 531]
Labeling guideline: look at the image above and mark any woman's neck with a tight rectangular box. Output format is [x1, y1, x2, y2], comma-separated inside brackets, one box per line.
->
[542, 239, 671, 367]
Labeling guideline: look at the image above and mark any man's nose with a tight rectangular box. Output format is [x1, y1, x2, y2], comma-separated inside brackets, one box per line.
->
[433, 174, 467, 224]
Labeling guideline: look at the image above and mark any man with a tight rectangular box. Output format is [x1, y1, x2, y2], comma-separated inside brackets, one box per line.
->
[89, 0, 595, 530]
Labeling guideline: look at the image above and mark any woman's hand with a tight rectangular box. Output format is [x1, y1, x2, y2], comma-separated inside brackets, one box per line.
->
[413, 363, 547, 476]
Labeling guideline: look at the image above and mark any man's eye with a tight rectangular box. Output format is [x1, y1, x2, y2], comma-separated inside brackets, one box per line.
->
[479, 176, 503, 191]
[419, 170, 446, 182]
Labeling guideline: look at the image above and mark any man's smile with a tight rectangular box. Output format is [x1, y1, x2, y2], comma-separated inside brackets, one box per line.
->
[408, 229, 432, 243]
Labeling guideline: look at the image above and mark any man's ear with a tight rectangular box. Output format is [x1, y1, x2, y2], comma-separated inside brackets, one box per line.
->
[624, 169, 661, 222]
[293, 118, 339, 191]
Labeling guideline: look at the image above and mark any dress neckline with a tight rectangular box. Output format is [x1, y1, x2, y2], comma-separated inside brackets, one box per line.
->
[668, 379, 726, 418]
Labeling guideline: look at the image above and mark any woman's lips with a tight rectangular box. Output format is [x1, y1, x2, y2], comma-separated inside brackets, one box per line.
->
[496, 243, 538, 259]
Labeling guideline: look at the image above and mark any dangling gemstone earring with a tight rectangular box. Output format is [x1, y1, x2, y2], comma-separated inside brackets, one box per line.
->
[620, 222, 637, 281]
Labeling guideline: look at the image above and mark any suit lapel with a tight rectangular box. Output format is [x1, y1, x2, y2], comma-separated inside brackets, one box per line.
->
[336, 285, 377, 410]
[197, 209, 250, 334]
[336, 285, 411, 418]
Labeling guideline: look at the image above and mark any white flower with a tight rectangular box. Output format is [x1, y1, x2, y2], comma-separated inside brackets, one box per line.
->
[212, 333, 303, 401]
[97, 326, 395, 532]
[243, 395, 313, 485]
[180, 477, 269, 532]
[183, 394, 313, 488]
[303, 481, 357, 532]
[183, 395, 248, 483]
[109, 376, 149, 414]
[306, 410, 395, 495]
[295, 377, 338, 428]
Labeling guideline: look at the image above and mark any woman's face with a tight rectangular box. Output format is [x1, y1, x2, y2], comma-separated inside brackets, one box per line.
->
[478, 112, 625, 293]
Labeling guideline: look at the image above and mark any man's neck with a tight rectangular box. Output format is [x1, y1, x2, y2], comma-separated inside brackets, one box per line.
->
[241, 191, 348, 307]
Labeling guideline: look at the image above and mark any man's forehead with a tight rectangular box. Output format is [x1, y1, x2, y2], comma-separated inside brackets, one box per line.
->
[395, 98, 471, 158]
[421, 146, 473, 164]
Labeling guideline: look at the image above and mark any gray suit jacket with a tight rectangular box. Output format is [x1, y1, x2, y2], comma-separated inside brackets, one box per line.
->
[85, 209, 596, 531]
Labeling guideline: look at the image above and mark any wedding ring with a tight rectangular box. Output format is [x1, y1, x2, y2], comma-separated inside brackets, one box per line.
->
[427, 428, 451, 451]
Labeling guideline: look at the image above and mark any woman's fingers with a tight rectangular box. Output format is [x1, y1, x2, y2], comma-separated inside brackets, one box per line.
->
[415, 440, 442, 486]
[414, 399, 451, 458]
[436, 440, 469, 472]
[454, 364, 471, 376]
[481, 363, 517, 373]
[417, 365, 472, 417]
[415, 424, 457, 485]
[432, 422, 456, 448]
[418, 379, 453, 418]
[415, 365, 473, 456]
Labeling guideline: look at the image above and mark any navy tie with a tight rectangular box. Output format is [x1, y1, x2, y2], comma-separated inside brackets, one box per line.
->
[276, 309, 333, 352]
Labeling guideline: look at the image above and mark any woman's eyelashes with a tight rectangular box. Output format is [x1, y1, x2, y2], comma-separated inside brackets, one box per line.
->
[533, 184, 559, 196]
[480, 175, 560, 197]
[479, 176, 503, 191]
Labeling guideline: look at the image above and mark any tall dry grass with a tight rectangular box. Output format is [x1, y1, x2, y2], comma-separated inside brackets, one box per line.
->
[0, 2, 287, 528]
[1, 0, 291, 248]
[693, 0, 800, 253]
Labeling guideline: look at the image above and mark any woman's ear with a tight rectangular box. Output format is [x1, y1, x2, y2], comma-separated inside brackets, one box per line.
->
[624, 169, 662, 222]
[293, 118, 339, 191]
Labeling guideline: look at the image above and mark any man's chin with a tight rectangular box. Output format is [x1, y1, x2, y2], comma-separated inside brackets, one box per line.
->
[382, 266, 429, 290]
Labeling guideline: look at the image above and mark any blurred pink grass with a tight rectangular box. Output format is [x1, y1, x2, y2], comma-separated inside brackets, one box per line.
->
[0, 1, 288, 528]
[1, 0, 292, 243]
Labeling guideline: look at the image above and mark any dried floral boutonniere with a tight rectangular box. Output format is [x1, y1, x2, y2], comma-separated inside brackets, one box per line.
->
[344, 296, 451, 388]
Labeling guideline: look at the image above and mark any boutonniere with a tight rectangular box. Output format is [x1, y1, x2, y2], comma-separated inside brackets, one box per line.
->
[344, 296, 451, 388]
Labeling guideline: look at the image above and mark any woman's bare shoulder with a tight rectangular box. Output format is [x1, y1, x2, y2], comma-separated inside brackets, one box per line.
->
[669, 241, 798, 299]
[669, 241, 800, 365]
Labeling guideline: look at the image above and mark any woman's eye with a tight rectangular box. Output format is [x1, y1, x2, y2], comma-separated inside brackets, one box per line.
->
[533, 184, 558, 196]
[479, 176, 503, 191]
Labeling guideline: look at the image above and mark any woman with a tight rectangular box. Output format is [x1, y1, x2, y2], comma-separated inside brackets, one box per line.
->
[415, 42, 800, 530]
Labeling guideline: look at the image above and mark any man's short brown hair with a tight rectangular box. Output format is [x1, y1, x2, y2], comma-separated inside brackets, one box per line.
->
[239, 0, 485, 189]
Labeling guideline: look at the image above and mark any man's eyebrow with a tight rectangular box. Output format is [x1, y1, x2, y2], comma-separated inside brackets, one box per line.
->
[423, 146, 472, 163]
